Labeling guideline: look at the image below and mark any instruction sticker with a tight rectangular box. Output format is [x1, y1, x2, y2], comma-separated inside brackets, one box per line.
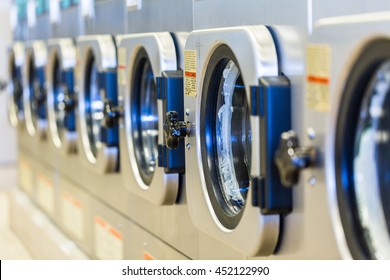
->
[36, 174, 55, 215]
[62, 192, 84, 240]
[118, 48, 127, 86]
[184, 50, 197, 97]
[94, 216, 123, 260]
[19, 159, 33, 194]
[306, 44, 331, 112]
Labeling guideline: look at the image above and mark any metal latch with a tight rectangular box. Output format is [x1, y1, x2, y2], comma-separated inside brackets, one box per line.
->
[274, 130, 317, 187]
[103, 98, 122, 128]
[163, 111, 190, 149]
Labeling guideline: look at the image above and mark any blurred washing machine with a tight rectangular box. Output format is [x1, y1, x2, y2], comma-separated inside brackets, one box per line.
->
[46, 38, 77, 155]
[7, 42, 25, 129]
[180, 25, 340, 259]
[76, 35, 119, 174]
[117, 32, 187, 205]
[23, 40, 48, 142]
[20, 40, 61, 223]
[114, 32, 199, 258]
[305, 12, 390, 259]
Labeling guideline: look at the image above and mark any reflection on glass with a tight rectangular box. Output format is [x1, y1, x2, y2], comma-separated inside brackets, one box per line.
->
[132, 54, 158, 186]
[353, 60, 390, 259]
[215, 60, 251, 215]
[11, 60, 23, 117]
[85, 58, 103, 157]
[53, 56, 65, 140]
[28, 58, 39, 128]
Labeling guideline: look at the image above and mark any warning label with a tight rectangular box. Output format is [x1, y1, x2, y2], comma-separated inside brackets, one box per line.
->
[36, 174, 54, 216]
[118, 48, 127, 86]
[94, 216, 123, 260]
[62, 192, 84, 240]
[19, 159, 33, 194]
[306, 44, 331, 112]
[184, 50, 197, 97]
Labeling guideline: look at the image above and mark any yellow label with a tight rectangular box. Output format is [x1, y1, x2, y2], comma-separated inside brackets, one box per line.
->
[184, 50, 197, 97]
[306, 44, 331, 112]
[118, 48, 127, 86]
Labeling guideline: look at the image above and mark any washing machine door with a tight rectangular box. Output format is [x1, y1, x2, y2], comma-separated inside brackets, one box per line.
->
[184, 26, 294, 256]
[117, 33, 182, 205]
[76, 35, 119, 173]
[23, 41, 48, 139]
[46, 39, 77, 154]
[334, 39, 390, 260]
[7, 42, 24, 128]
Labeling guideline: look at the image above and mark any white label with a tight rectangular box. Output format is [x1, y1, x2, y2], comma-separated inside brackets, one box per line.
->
[27, 0, 37, 28]
[36, 174, 55, 215]
[10, 4, 18, 30]
[127, 0, 142, 10]
[81, 0, 95, 19]
[306, 44, 331, 112]
[62, 192, 84, 240]
[118, 48, 127, 86]
[19, 160, 33, 194]
[184, 50, 197, 97]
[50, 0, 61, 24]
[94, 216, 123, 260]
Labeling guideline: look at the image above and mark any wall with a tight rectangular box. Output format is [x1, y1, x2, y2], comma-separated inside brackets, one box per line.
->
[0, 0, 17, 165]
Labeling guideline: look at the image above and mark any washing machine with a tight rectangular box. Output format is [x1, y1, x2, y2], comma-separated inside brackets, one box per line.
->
[72, 32, 199, 259]
[7, 42, 25, 129]
[304, 12, 390, 259]
[117, 32, 187, 205]
[46, 38, 77, 155]
[179, 25, 341, 259]
[23, 40, 48, 142]
[76, 35, 119, 173]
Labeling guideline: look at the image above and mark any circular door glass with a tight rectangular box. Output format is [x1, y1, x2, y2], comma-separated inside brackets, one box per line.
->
[10, 56, 23, 118]
[28, 57, 40, 129]
[85, 56, 103, 158]
[53, 55, 66, 140]
[352, 60, 390, 259]
[201, 45, 251, 229]
[131, 48, 158, 186]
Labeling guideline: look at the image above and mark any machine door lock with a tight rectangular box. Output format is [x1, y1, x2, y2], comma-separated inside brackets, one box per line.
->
[33, 81, 46, 106]
[163, 111, 190, 149]
[61, 88, 77, 113]
[157, 71, 186, 174]
[275, 130, 317, 187]
[103, 98, 121, 128]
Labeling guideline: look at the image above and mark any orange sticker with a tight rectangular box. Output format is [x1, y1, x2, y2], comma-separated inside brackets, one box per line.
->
[143, 252, 155, 260]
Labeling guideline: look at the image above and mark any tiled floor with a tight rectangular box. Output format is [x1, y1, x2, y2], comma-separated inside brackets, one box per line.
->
[0, 165, 33, 259]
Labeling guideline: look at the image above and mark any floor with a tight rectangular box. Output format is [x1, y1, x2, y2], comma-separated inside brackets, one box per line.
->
[0, 165, 33, 259]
